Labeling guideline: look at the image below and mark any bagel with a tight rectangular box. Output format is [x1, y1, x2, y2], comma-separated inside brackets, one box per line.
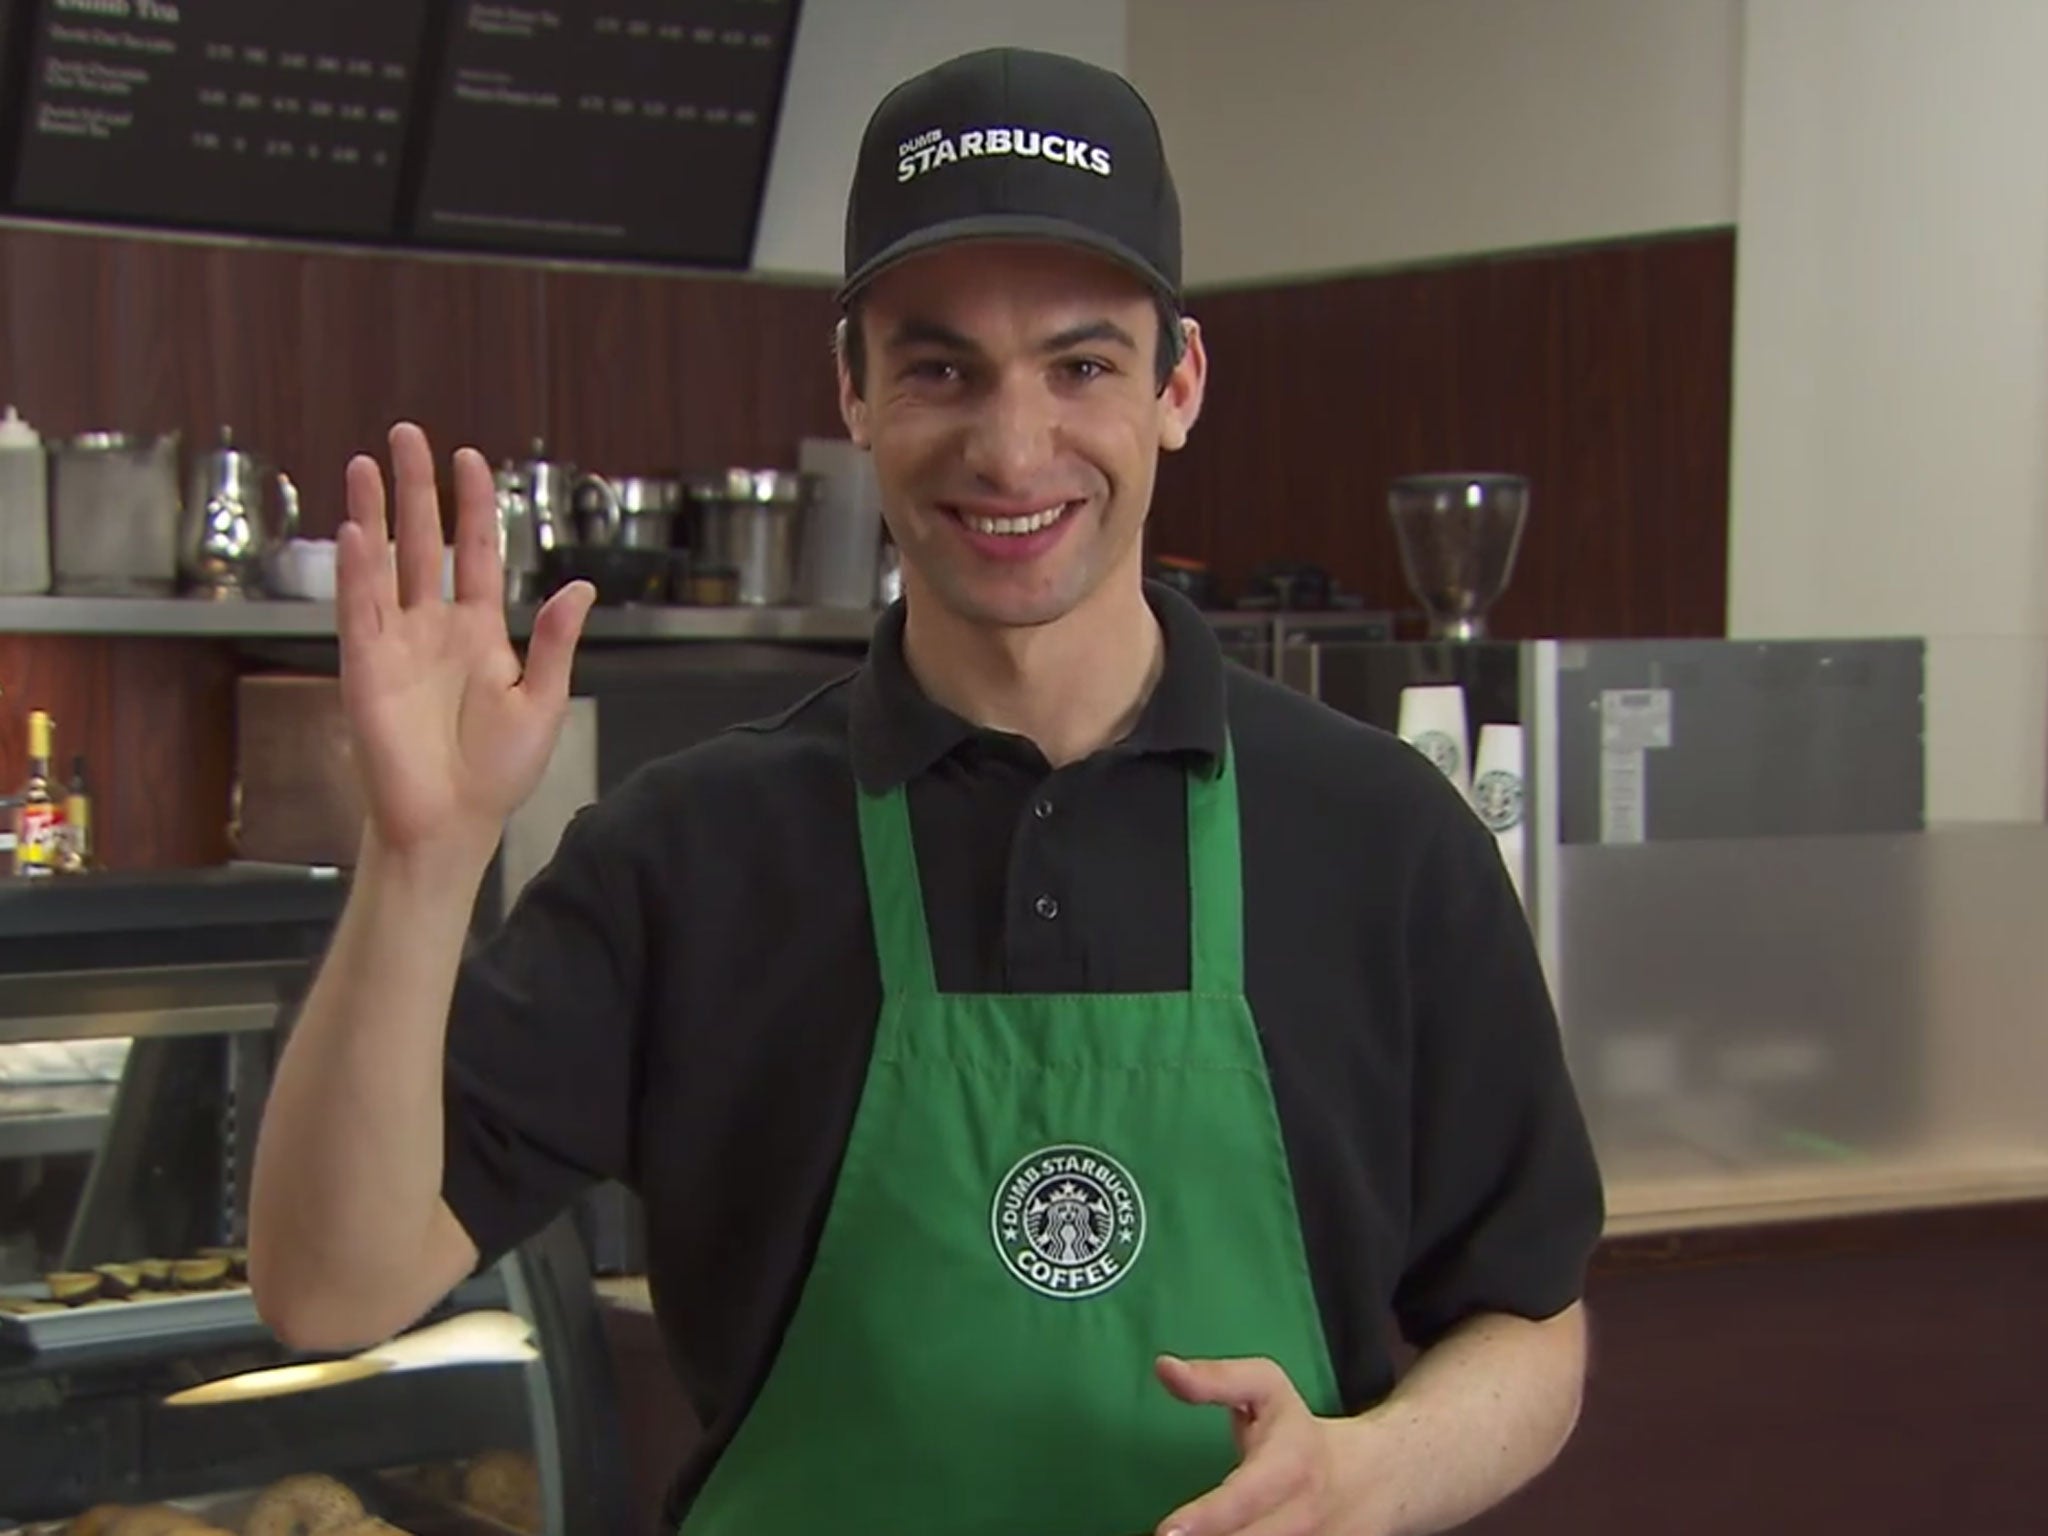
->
[66, 1507, 131, 1536]
[244, 1474, 365, 1536]
[105, 1509, 208, 1536]
[462, 1450, 540, 1533]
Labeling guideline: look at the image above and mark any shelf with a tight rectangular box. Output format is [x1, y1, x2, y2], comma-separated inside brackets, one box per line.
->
[0, 1082, 113, 1158]
[0, 959, 305, 1046]
[0, 594, 883, 643]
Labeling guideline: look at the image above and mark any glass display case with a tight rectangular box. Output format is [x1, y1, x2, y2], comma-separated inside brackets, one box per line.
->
[0, 870, 627, 1535]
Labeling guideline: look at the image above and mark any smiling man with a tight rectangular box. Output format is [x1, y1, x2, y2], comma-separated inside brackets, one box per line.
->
[248, 46, 1603, 1536]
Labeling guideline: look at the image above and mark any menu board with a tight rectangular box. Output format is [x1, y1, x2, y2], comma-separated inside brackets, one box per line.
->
[10, 0, 429, 239]
[410, 1, 799, 264]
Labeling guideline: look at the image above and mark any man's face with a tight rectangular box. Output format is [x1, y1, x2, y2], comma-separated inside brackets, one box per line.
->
[838, 240, 1206, 631]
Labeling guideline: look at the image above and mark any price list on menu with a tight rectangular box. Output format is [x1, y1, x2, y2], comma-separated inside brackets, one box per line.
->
[9, 0, 428, 239]
[411, 1, 798, 264]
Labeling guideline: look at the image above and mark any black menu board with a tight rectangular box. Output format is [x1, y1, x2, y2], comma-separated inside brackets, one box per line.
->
[411, 1, 799, 264]
[10, 0, 429, 239]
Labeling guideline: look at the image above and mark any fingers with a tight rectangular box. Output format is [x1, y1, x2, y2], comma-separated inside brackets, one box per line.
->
[333, 520, 384, 660]
[450, 446, 505, 606]
[388, 422, 447, 606]
[341, 451, 397, 613]
[1155, 1453, 1300, 1536]
[518, 579, 595, 705]
[1156, 1355, 1295, 1417]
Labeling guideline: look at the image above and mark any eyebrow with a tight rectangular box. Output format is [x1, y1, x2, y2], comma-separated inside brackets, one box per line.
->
[882, 317, 1140, 356]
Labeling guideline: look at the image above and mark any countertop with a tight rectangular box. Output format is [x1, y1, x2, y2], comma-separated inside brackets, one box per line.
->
[0, 863, 347, 938]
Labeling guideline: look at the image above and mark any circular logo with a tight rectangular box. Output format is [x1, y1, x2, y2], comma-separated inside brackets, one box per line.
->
[991, 1144, 1145, 1300]
[1410, 729, 1464, 781]
[1474, 768, 1523, 832]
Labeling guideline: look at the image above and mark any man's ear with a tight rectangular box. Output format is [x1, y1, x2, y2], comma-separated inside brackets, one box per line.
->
[1157, 317, 1207, 454]
[835, 319, 871, 448]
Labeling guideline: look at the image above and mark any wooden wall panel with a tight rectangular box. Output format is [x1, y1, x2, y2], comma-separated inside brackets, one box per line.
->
[539, 269, 841, 476]
[0, 636, 235, 870]
[0, 219, 1734, 867]
[1153, 230, 1736, 638]
[0, 225, 550, 532]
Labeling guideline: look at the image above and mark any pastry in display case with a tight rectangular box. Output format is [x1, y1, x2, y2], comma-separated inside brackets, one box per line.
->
[0, 870, 627, 1535]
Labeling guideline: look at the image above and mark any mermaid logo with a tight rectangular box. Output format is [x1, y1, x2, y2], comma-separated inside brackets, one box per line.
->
[992, 1144, 1145, 1299]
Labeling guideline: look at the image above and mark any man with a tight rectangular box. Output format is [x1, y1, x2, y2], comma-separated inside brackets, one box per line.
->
[249, 46, 1603, 1536]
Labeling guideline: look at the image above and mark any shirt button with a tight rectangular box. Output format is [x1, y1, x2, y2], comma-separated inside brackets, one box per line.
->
[1033, 798, 1055, 820]
[1033, 894, 1060, 920]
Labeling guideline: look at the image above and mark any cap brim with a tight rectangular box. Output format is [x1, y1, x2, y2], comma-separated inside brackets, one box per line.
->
[837, 214, 1180, 309]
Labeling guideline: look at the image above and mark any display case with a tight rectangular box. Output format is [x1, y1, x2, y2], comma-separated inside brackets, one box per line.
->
[0, 870, 627, 1534]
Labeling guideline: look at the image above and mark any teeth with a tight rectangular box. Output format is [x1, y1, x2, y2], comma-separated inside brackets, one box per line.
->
[963, 504, 1067, 536]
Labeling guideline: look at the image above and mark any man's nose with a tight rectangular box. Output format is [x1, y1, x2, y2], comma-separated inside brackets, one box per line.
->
[960, 376, 1058, 491]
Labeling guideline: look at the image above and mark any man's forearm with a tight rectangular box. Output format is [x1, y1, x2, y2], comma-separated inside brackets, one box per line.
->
[247, 831, 492, 1351]
[1347, 1303, 1589, 1536]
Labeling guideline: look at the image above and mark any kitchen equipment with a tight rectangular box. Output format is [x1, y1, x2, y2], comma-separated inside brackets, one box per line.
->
[509, 437, 579, 555]
[493, 459, 542, 602]
[1387, 472, 1529, 641]
[180, 425, 300, 598]
[49, 429, 182, 595]
[539, 543, 675, 606]
[267, 538, 337, 601]
[572, 472, 683, 552]
[797, 437, 884, 607]
[688, 468, 813, 606]
[0, 405, 51, 595]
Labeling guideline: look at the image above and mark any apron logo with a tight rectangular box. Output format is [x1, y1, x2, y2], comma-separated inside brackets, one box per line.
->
[991, 1144, 1145, 1299]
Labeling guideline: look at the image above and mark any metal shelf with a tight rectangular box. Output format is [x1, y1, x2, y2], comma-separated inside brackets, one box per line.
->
[0, 594, 882, 643]
[0, 960, 304, 1046]
[0, 1082, 113, 1158]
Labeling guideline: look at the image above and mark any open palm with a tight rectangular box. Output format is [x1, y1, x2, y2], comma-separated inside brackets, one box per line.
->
[336, 423, 593, 859]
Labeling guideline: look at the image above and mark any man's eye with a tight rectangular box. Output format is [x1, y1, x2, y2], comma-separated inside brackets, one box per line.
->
[903, 359, 959, 383]
[1058, 357, 1112, 382]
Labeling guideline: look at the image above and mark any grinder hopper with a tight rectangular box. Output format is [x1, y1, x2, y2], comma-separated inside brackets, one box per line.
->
[1387, 472, 1529, 641]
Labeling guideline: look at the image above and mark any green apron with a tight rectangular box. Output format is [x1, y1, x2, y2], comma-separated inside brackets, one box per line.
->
[680, 742, 1340, 1536]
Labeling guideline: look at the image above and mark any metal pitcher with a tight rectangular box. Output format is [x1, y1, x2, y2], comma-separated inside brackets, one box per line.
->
[494, 459, 542, 603]
[180, 426, 300, 598]
[510, 438, 579, 554]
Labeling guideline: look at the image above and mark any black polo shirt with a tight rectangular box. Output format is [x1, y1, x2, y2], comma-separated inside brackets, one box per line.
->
[441, 581, 1603, 1514]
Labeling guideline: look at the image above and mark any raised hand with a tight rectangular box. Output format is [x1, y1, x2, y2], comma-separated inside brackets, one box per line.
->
[335, 422, 594, 862]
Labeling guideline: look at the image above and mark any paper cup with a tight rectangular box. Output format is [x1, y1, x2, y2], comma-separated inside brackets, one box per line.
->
[1472, 723, 1526, 903]
[1398, 685, 1471, 800]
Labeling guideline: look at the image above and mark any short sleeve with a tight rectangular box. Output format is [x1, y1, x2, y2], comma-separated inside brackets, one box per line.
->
[441, 797, 646, 1269]
[1391, 800, 1604, 1348]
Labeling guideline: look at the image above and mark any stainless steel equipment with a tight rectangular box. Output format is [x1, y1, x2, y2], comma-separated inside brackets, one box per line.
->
[510, 438, 579, 555]
[1387, 472, 1529, 641]
[180, 426, 300, 598]
[493, 459, 542, 602]
[688, 468, 813, 606]
[48, 430, 183, 596]
[572, 473, 683, 552]
[797, 437, 884, 608]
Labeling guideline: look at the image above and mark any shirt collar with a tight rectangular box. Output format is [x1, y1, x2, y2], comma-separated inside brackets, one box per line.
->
[849, 579, 1229, 792]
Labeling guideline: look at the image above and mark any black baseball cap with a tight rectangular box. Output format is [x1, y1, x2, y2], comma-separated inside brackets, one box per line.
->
[838, 47, 1183, 312]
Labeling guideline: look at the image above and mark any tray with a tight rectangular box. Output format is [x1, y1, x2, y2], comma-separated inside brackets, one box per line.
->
[0, 1283, 260, 1352]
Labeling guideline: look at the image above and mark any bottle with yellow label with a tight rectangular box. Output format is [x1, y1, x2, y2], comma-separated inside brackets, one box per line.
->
[14, 711, 62, 878]
[59, 753, 92, 873]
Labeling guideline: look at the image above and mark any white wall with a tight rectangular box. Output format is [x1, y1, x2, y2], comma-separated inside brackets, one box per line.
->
[751, 0, 1128, 277]
[1124, 0, 1741, 287]
[1726, 0, 2048, 822]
